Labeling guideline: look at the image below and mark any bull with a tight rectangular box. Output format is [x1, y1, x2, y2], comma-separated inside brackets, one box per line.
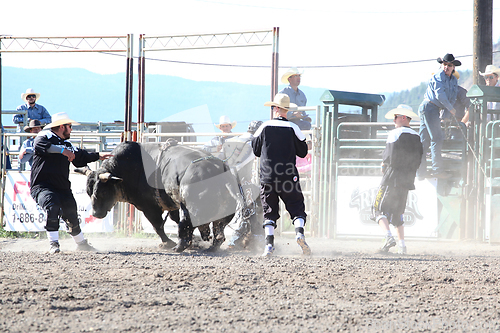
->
[76, 141, 241, 252]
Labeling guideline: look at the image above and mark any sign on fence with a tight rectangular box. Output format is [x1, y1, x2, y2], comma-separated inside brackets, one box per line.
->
[3, 171, 113, 233]
[336, 176, 438, 238]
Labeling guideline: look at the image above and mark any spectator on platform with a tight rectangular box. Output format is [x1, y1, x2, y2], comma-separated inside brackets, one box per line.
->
[416, 53, 460, 180]
[19, 119, 43, 169]
[462, 64, 500, 124]
[203, 115, 236, 159]
[279, 67, 312, 130]
[13, 89, 51, 132]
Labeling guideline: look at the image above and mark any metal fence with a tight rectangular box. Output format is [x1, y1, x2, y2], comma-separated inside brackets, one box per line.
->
[1, 119, 319, 238]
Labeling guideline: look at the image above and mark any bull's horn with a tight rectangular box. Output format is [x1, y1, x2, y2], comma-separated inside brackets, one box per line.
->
[98, 172, 123, 183]
[74, 166, 93, 176]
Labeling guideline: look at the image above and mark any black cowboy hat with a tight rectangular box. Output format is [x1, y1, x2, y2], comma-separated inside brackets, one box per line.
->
[437, 53, 461, 67]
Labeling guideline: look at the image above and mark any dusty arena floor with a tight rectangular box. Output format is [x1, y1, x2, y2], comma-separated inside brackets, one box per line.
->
[1, 236, 500, 332]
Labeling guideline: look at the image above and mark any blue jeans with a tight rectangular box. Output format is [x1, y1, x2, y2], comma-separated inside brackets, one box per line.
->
[417, 101, 444, 176]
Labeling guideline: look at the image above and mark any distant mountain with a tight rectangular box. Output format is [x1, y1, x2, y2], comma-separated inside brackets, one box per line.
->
[4, 51, 497, 131]
[1, 67, 327, 133]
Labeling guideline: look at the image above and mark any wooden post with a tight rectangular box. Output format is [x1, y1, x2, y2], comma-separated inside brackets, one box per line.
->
[473, 0, 493, 85]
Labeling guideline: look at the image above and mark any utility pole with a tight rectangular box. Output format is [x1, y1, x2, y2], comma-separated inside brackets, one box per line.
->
[473, 0, 493, 84]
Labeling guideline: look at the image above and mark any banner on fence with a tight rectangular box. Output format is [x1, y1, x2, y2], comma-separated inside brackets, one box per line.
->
[3, 171, 113, 233]
[336, 176, 438, 238]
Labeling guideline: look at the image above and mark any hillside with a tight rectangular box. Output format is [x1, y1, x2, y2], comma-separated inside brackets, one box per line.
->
[3, 44, 499, 130]
[0, 67, 326, 133]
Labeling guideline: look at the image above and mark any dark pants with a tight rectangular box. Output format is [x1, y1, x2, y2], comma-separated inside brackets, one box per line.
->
[260, 178, 307, 225]
[418, 101, 444, 176]
[31, 186, 81, 236]
[372, 185, 408, 227]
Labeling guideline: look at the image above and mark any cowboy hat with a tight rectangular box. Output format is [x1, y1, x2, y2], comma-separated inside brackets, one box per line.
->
[437, 53, 461, 67]
[21, 88, 41, 102]
[43, 112, 80, 129]
[385, 104, 419, 121]
[264, 93, 297, 111]
[215, 115, 236, 129]
[479, 64, 500, 77]
[281, 67, 303, 84]
[23, 119, 42, 133]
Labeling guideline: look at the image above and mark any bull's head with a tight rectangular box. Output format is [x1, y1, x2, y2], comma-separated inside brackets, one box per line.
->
[75, 166, 123, 218]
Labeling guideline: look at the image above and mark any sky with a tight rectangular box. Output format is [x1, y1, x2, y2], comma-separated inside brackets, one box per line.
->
[1, 0, 500, 95]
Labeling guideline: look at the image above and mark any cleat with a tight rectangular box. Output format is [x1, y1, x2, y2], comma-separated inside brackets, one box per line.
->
[296, 234, 312, 255]
[398, 246, 407, 255]
[380, 236, 396, 252]
[262, 244, 275, 257]
[49, 241, 60, 254]
[76, 239, 98, 252]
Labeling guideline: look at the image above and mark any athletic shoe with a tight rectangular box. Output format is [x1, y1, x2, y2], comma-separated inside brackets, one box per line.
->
[76, 239, 98, 252]
[380, 236, 396, 252]
[261, 244, 275, 257]
[398, 246, 407, 255]
[296, 234, 312, 255]
[49, 241, 60, 254]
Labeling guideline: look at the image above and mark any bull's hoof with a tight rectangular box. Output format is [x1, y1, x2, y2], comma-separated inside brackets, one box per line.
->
[173, 239, 192, 253]
[205, 245, 221, 253]
[158, 239, 177, 249]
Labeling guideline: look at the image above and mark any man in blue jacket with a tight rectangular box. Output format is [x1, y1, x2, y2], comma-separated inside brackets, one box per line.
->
[252, 93, 311, 257]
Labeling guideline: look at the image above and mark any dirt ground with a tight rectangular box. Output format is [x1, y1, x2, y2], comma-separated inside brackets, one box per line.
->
[1, 236, 500, 332]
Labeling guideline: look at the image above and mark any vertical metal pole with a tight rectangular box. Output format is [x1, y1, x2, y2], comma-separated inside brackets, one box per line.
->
[476, 98, 488, 240]
[128, 34, 134, 141]
[319, 105, 331, 237]
[124, 34, 131, 141]
[473, 0, 493, 85]
[124, 34, 134, 142]
[270, 27, 279, 119]
[310, 105, 321, 236]
[137, 34, 145, 143]
[465, 117, 475, 239]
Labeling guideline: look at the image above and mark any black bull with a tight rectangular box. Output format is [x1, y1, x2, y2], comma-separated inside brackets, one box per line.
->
[76, 141, 245, 252]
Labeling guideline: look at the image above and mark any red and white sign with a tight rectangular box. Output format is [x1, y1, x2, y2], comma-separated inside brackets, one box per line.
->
[3, 171, 113, 233]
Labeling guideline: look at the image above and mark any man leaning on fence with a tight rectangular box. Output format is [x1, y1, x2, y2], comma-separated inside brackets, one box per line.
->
[372, 105, 423, 255]
[30, 112, 112, 254]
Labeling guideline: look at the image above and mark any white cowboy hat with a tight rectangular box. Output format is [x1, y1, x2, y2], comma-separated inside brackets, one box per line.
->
[385, 104, 419, 121]
[281, 67, 303, 84]
[21, 88, 41, 102]
[264, 93, 297, 111]
[215, 115, 236, 129]
[479, 65, 500, 77]
[43, 112, 80, 129]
